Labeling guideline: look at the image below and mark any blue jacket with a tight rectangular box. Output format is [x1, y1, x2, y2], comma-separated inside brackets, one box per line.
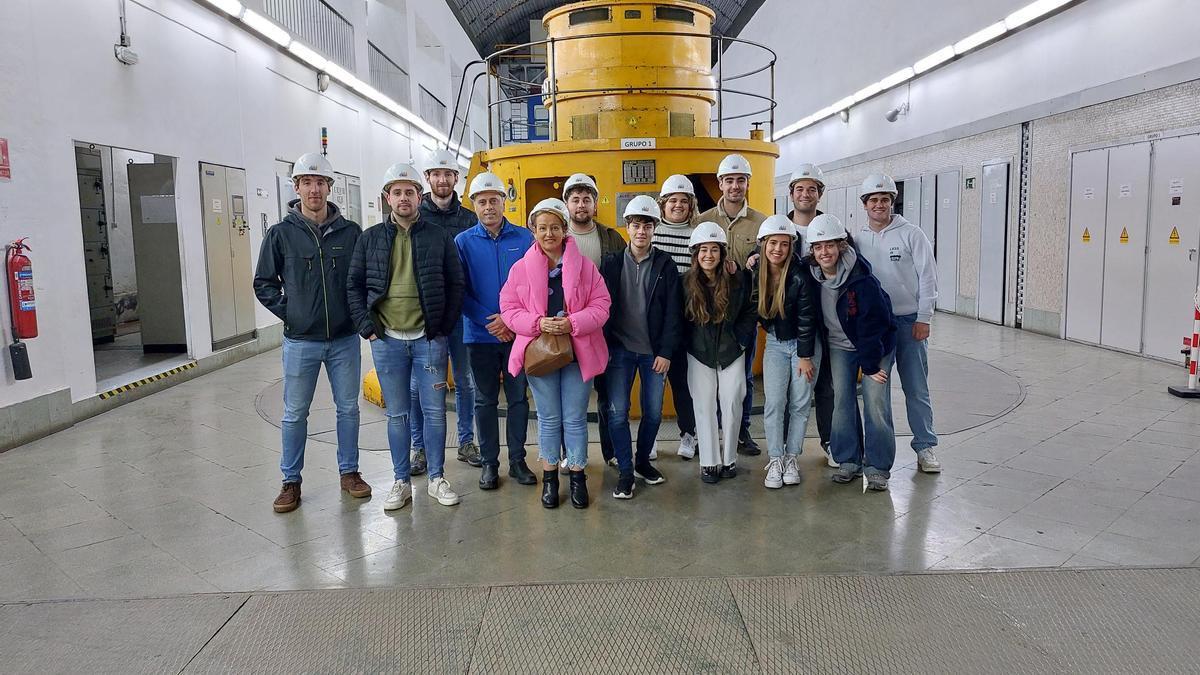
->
[455, 220, 535, 344]
[806, 253, 897, 376]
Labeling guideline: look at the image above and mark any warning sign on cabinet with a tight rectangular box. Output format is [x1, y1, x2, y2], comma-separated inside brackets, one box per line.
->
[1169, 226, 1181, 245]
[1119, 184, 1131, 198]
[1082, 187, 1095, 200]
[1081, 228, 1092, 243]
[1119, 227, 1129, 244]
[1169, 179, 1184, 196]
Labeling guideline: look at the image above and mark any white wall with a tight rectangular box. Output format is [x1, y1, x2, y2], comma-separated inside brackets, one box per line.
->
[0, 0, 489, 407]
[723, 0, 1200, 173]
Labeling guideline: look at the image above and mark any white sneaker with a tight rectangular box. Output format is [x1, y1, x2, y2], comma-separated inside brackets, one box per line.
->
[764, 457, 784, 489]
[676, 433, 697, 460]
[427, 477, 461, 506]
[383, 480, 411, 511]
[916, 449, 942, 473]
[649, 443, 658, 460]
[822, 443, 838, 469]
[782, 454, 801, 485]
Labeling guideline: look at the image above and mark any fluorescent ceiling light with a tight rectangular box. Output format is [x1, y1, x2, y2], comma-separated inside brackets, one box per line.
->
[831, 95, 855, 112]
[241, 10, 290, 47]
[879, 67, 915, 89]
[853, 81, 884, 103]
[287, 42, 327, 70]
[199, 0, 243, 16]
[322, 62, 355, 84]
[1005, 0, 1072, 30]
[913, 45, 954, 74]
[954, 21, 1007, 54]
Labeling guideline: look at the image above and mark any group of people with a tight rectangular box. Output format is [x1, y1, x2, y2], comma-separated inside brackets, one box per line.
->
[254, 149, 941, 515]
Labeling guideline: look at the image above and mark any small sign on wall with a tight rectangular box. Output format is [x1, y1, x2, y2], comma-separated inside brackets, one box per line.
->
[0, 138, 10, 181]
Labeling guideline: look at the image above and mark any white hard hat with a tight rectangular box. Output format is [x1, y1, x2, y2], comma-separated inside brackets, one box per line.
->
[806, 214, 848, 244]
[717, 154, 753, 178]
[528, 197, 570, 227]
[381, 162, 424, 193]
[789, 163, 825, 189]
[757, 214, 796, 241]
[659, 174, 695, 198]
[468, 172, 506, 200]
[688, 221, 728, 249]
[291, 152, 336, 181]
[859, 173, 898, 201]
[623, 195, 661, 224]
[425, 148, 460, 174]
[562, 173, 599, 198]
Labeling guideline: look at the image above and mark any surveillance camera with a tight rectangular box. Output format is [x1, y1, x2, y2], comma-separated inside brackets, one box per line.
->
[114, 45, 139, 66]
[885, 101, 909, 122]
[317, 72, 331, 93]
[838, 109, 849, 123]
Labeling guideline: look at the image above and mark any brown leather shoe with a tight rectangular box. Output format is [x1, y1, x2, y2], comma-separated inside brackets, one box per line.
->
[340, 472, 372, 498]
[273, 482, 301, 513]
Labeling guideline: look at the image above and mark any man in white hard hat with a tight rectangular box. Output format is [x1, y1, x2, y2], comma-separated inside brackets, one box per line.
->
[412, 148, 481, 471]
[788, 163, 838, 468]
[562, 173, 624, 465]
[599, 195, 683, 499]
[855, 173, 941, 474]
[698, 153, 767, 456]
[456, 172, 538, 490]
[254, 152, 370, 513]
[347, 162, 465, 510]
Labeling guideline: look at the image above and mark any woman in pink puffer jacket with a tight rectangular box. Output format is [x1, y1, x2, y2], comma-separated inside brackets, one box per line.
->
[500, 198, 611, 510]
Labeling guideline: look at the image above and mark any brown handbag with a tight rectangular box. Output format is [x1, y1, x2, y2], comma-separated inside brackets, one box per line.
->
[524, 331, 574, 377]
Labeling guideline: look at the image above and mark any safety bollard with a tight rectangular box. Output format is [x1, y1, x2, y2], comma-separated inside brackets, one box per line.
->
[1168, 286, 1200, 399]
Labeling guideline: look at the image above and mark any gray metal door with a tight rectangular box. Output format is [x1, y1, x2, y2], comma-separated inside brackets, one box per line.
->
[1144, 134, 1200, 362]
[920, 175, 937, 248]
[846, 186, 863, 235]
[128, 162, 186, 349]
[1064, 149, 1109, 344]
[901, 177, 921, 233]
[1099, 142, 1151, 353]
[934, 170, 960, 312]
[977, 162, 1009, 324]
[820, 187, 843, 225]
[225, 167, 256, 340]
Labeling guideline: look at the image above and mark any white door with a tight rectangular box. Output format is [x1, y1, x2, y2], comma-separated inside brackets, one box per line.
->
[1064, 149, 1109, 344]
[935, 170, 960, 312]
[1144, 134, 1200, 362]
[200, 162, 236, 343]
[901, 177, 921, 232]
[920, 175, 937, 248]
[1099, 142, 1151, 353]
[225, 167, 256, 339]
[977, 162, 1009, 324]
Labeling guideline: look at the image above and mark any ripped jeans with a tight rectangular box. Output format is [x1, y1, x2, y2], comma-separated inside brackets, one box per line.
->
[370, 335, 449, 481]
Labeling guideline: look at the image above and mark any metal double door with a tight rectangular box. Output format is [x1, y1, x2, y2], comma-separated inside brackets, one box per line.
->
[199, 162, 255, 347]
[1064, 134, 1200, 361]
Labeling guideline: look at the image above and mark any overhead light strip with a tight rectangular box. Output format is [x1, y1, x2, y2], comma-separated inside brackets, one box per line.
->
[772, 0, 1079, 141]
[194, 0, 471, 161]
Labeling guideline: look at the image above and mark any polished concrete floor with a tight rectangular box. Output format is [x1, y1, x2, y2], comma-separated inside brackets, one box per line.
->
[1, 314, 1198, 604]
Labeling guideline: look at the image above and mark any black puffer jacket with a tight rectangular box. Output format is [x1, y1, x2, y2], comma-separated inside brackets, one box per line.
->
[254, 200, 361, 340]
[684, 269, 758, 369]
[753, 260, 818, 357]
[346, 216, 464, 340]
[419, 192, 476, 239]
[598, 248, 684, 360]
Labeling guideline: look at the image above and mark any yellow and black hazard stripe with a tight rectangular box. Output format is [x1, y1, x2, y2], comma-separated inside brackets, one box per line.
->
[98, 361, 197, 400]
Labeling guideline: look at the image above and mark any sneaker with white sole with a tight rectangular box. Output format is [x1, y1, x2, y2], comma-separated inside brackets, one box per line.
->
[763, 457, 784, 489]
[677, 433, 697, 460]
[916, 448, 942, 473]
[822, 442, 838, 469]
[649, 443, 658, 460]
[427, 477, 461, 506]
[383, 480, 411, 511]
[782, 454, 801, 485]
[866, 474, 889, 491]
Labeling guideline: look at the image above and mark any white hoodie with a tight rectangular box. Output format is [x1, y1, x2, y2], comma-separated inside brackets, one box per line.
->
[855, 214, 938, 323]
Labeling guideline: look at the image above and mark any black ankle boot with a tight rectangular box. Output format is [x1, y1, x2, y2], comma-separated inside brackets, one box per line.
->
[568, 469, 589, 509]
[541, 470, 560, 509]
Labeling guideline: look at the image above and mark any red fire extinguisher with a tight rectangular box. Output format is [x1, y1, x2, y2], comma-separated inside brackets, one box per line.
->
[5, 238, 35, 380]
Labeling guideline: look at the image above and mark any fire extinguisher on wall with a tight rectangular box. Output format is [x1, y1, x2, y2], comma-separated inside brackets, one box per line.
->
[5, 238, 36, 380]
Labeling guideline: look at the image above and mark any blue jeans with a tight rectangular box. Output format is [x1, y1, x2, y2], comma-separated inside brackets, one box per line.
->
[828, 347, 896, 477]
[763, 333, 821, 458]
[528, 362, 591, 468]
[410, 321, 475, 448]
[894, 313, 938, 452]
[280, 334, 361, 484]
[605, 345, 667, 475]
[370, 335, 449, 481]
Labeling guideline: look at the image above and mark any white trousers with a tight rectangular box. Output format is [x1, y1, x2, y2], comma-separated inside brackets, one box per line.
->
[687, 353, 746, 468]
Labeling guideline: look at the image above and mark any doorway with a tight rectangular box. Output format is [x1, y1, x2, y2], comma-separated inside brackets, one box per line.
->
[74, 143, 189, 391]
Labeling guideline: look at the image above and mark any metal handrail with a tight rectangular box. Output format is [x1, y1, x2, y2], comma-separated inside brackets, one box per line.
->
[474, 29, 776, 149]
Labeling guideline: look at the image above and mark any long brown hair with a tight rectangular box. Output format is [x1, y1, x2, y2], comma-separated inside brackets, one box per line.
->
[684, 246, 732, 324]
[758, 244, 792, 319]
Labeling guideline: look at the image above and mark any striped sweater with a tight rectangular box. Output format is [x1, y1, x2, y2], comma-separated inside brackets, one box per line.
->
[652, 220, 696, 274]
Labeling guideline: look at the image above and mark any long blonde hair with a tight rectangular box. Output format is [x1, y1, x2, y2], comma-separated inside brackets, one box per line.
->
[758, 249, 791, 319]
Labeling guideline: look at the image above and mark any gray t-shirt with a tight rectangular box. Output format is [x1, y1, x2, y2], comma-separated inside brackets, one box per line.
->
[612, 249, 654, 355]
[814, 248, 858, 351]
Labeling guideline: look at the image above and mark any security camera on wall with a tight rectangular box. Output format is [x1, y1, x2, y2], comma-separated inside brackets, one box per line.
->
[885, 101, 910, 123]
